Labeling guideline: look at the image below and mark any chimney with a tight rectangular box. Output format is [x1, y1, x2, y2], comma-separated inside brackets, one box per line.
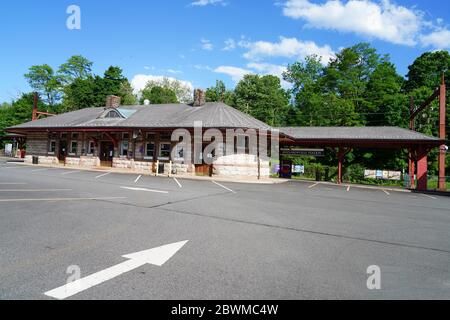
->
[193, 89, 206, 107]
[106, 95, 121, 108]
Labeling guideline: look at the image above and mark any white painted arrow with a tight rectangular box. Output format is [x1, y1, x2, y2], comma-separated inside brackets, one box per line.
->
[44, 240, 188, 300]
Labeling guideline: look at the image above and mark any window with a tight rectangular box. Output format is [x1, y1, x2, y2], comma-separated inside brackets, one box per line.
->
[236, 135, 249, 154]
[71, 133, 79, 140]
[146, 142, 155, 158]
[174, 144, 185, 161]
[120, 141, 129, 157]
[105, 110, 121, 118]
[88, 141, 95, 155]
[70, 141, 78, 155]
[49, 141, 56, 154]
[159, 143, 171, 159]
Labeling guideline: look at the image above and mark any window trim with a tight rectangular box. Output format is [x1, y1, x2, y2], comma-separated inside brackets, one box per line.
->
[87, 141, 95, 156]
[70, 141, 78, 156]
[48, 140, 56, 155]
[158, 142, 171, 160]
[145, 141, 155, 160]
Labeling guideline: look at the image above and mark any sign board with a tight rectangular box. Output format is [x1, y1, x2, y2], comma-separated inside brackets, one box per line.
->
[280, 148, 325, 157]
[5, 144, 13, 157]
[292, 165, 305, 174]
[364, 170, 401, 181]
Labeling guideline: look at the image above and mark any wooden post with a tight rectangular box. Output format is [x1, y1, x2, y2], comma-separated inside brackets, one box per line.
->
[417, 146, 428, 191]
[438, 74, 446, 191]
[169, 161, 172, 177]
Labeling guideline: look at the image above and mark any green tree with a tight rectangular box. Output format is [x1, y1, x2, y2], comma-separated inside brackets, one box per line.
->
[141, 86, 178, 104]
[205, 80, 235, 105]
[58, 55, 93, 84]
[234, 74, 290, 126]
[24, 65, 62, 106]
[405, 51, 450, 91]
[140, 77, 192, 103]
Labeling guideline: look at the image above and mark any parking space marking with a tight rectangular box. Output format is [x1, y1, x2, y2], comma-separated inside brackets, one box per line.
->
[0, 197, 126, 203]
[347, 185, 351, 192]
[120, 186, 169, 194]
[422, 194, 437, 200]
[382, 189, 390, 196]
[61, 170, 81, 176]
[308, 182, 319, 189]
[0, 189, 72, 192]
[0, 183, 27, 185]
[173, 178, 182, 188]
[95, 172, 111, 179]
[134, 175, 142, 183]
[31, 168, 50, 173]
[212, 181, 236, 193]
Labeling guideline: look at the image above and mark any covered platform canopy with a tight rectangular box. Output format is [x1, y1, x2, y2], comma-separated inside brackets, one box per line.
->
[278, 126, 444, 191]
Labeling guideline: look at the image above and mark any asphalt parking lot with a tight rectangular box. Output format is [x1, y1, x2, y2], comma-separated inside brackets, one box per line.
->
[0, 158, 449, 300]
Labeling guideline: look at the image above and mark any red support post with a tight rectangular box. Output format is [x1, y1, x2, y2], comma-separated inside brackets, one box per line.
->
[438, 74, 446, 191]
[409, 97, 416, 189]
[416, 147, 428, 191]
[337, 147, 351, 185]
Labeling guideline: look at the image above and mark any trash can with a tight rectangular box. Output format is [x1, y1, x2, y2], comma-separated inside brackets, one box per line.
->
[158, 163, 165, 174]
[315, 170, 322, 182]
[32, 156, 39, 165]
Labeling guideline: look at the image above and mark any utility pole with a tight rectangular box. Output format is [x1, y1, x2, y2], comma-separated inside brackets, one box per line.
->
[438, 74, 447, 191]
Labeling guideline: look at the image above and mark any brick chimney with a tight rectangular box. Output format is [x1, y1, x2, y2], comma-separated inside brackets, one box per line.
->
[193, 89, 206, 107]
[106, 95, 121, 108]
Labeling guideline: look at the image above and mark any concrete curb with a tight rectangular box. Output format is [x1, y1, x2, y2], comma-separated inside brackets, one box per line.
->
[5, 162, 287, 185]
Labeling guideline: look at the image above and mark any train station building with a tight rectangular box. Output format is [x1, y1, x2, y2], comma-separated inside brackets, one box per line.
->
[5, 93, 444, 191]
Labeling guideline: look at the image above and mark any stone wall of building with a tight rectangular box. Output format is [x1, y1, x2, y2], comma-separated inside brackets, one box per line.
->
[26, 132, 49, 156]
[213, 154, 270, 177]
[24, 155, 59, 165]
[80, 156, 101, 167]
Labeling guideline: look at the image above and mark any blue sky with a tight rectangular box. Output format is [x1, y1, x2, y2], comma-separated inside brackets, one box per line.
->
[1, 0, 449, 103]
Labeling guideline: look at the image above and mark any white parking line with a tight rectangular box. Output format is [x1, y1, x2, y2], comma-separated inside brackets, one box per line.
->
[382, 189, 390, 196]
[422, 194, 437, 200]
[134, 175, 142, 183]
[347, 185, 351, 192]
[173, 178, 182, 188]
[308, 182, 319, 189]
[212, 181, 236, 193]
[0, 197, 126, 203]
[61, 170, 80, 176]
[95, 172, 111, 179]
[31, 168, 50, 173]
[0, 183, 27, 185]
[120, 186, 169, 194]
[0, 189, 72, 192]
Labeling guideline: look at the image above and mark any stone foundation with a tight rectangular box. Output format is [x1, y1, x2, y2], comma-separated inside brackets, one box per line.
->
[25, 155, 59, 165]
[213, 154, 270, 177]
[80, 156, 101, 167]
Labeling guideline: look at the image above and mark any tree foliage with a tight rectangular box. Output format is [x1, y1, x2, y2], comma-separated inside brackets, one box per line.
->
[141, 86, 178, 104]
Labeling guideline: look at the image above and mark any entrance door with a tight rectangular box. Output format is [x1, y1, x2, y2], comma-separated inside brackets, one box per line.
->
[100, 141, 114, 166]
[58, 141, 68, 163]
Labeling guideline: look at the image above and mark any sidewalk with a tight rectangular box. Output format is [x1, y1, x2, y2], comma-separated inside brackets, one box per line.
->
[6, 161, 289, 185]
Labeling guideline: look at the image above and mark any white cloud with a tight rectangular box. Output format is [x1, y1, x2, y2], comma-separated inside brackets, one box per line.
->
[241, 36, 335, 64]
[282, 0, 423, 46]
[223, 38, 236, 51]
[246, 63, 290, 88]
[420, 29, 450, 49]
[167, 69, 183, 74]
[130, 74, 194, 95]
[214, 63, 292, 88]
[200, 38, 214, 51]
[214, 66, 253, 82]
[190, 0, 227, 7]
